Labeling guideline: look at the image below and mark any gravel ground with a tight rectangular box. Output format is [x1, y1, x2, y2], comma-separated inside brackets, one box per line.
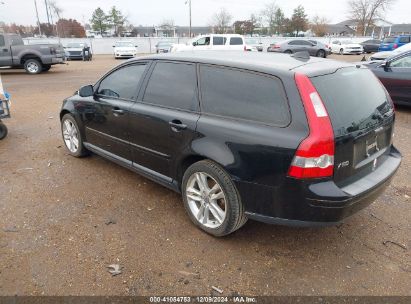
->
[0, 54, 410, 296]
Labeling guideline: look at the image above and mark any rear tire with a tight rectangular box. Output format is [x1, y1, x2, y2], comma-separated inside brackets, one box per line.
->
[182, 160, 247, 237]
[0, 122, 8, 140]
[24, 59, 43, 74]
[316, 49, 326, 58]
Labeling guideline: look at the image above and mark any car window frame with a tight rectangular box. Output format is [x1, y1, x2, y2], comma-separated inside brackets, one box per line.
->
[137, 60, 200, 113]
[229, 37, 244, 46]
[94, 61, 151, 102]
[197, 63, 291, 128]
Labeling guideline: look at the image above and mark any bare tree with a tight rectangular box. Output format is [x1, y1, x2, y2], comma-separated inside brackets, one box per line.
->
[48, 0, 63, 36]
[311, 15, 329, 37]
[261, 1, 277, 35]
[210, 8, 233, 34]
[347, 0, 396, 36]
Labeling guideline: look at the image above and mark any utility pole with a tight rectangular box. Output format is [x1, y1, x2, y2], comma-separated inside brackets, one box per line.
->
[185, 0, 192, 37]
[44, 0, 50, 24]
[34, 0, 42, 36]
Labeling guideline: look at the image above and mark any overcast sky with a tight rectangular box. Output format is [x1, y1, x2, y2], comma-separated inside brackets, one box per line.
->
[0, 0, 409, 26]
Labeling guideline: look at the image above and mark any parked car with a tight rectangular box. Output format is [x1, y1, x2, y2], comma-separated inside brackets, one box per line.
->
[60, 51, 401, 236]
[268, 39, 328, 57]
[64, 42, 92, 61]
[364, 50, 411, 105]
[155, 41, 173, 53]
[266, 42, 277, 52]
[0, 33, 65, 74]
[113, 41, 138, 59]
[360, 39, 382, 53]
[329, 40, 363, 55]
[370, 42, 411, 61]
[171, 34, 257, 52]
[245, 38, 263, 52]
[378, 35, 411, 52]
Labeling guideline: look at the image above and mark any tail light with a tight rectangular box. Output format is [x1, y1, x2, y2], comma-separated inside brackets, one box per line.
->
[393, 43, 398, 49]
[273, 44, 280, 49]
[288, 73, 335, 179]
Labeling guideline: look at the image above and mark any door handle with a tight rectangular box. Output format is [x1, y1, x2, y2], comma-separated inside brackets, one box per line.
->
[169, 120, 187, 132]
[112, 108, 125, 116]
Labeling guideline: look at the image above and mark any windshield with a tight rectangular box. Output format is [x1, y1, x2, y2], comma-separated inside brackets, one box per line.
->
[158, 42, 172, 47]
[341, 40, 354, 45]
[246, 39, 259, 44]
[116, 42, 134, 47]
[311, 67, 392, 137]
[383, 37, 396, 43]
[67, 43, 84, 48]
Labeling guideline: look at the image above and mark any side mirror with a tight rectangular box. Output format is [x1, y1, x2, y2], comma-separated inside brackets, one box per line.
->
[112, 45, 115, 48]
[79, 85, 94, 97]
[380, 61, 389, 69]
[192, 42, 197, 46]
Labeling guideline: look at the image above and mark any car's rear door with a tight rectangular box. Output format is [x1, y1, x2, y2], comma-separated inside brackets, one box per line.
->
[83, 62, 149, 161]
[128, 61, 200, 180]
[310, 67, 395, 187]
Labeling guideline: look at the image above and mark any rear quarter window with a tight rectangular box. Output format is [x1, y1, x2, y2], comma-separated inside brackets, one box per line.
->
[199, 65, 290, 126]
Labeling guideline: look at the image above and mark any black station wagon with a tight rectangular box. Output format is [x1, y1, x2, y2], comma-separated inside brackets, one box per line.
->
[60, 51, 401, 236]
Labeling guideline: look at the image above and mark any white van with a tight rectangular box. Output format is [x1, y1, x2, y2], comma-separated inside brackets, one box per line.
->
[171, 34, 257, 52]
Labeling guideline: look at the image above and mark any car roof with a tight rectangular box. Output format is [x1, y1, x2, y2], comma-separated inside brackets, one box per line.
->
[133, 51, 353, 76]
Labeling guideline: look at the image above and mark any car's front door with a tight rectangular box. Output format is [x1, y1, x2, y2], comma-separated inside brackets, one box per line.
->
[0, 35, 12, 66]
[128, 61, 200, 180]
[82, 62, 149, 161]
[193, 36, 211, 50]
[375, 53, 411, 104]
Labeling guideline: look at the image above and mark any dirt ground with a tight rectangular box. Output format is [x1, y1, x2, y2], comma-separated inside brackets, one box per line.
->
[0, 54, 410, 296]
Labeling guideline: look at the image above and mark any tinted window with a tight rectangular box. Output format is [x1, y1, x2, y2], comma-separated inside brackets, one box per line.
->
[311, 68, 392, 137]
[143, 62, 198, 111]
[199, 65, 290, 125]
[230, 37, 243, 45]
[97, 64, 147, 99]
[196, 37, 210, 46]
[399, 36, 410, 43]
[213, 36, 227, 45]
[0, 35, 4, 47]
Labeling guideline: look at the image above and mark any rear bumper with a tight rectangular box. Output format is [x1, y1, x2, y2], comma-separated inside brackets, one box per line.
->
[239, 146, 401, 226]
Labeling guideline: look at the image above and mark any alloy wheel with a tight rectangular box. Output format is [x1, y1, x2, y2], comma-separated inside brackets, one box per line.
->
[186, 172, 227, 229]
[62, 119, 80, 153]
[27, 62, 39, 73]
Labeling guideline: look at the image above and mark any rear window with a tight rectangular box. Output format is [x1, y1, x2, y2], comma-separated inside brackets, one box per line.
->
[399, 36, 410, 43]
[199, 65, 290, 126]
[311, 67, 392, 137]
[213, 37, 227, 45]
[383, 37, 396, 43]
[230, 37, 243, 45]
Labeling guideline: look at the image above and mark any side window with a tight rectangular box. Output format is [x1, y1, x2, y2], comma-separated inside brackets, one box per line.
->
[196, 37, 210, 46]
[390, 55, 411, 68]
[213, 36, 226, 46]
[199, 65, 290, 126]
[97, 64, 147, 100]
[0, 35, 4, 47]
[289, 40, 298, 45]
[143, 62, 198, 111]
[399, 36, 410, 43]
[230, 37, 243, 45]
[332, 41, 340, 44]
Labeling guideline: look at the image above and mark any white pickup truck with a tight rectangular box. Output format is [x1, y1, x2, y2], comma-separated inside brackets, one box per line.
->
[171, 34, 257, 52]
[0, 33, 65, 74]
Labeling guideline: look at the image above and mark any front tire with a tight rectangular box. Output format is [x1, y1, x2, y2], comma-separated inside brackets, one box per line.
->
[0, 122, 8, 140]
[182, 160, 247, 237]
[339, 48, 344, 55]
[24, 59, 43, 74]
[61, 114, 88, 157]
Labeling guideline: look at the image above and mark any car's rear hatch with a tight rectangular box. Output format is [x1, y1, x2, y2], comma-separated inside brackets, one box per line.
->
[309, 67, 395, 187]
